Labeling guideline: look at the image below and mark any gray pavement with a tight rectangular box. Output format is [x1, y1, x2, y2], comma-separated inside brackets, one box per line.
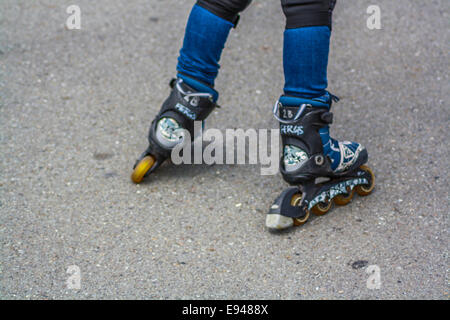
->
[0, 0, 449, 299]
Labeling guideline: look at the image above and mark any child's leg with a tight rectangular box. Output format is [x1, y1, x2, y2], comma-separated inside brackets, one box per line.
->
[132, 1, 252, 182]
[283, 25, 330, 99]
[176, 0, 252, 101]
[281, 0, 335, 98]
[266, 1, 373, 229]
[280, 0, 363, 172]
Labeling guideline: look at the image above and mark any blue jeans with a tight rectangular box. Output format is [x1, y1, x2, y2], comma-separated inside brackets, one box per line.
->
[177, 1, 334, 99]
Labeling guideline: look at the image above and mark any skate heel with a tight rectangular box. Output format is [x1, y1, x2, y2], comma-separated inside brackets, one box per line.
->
[266, 187, 310, 230]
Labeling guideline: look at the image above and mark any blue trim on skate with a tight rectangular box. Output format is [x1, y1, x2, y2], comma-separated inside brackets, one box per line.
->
[177, 73, 219, 103]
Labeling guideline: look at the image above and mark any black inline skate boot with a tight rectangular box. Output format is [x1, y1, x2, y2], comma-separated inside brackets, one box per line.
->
[131, 76, 219, 183]
[266, 93, 375, 229]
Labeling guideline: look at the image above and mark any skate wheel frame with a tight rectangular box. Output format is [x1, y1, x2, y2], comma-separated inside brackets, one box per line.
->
[268, 165, 374, 230]
[131, 155, 156, 184]
[312, 165, 375, 216]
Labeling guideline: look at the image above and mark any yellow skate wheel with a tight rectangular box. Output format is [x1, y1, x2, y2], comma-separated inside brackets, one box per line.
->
[131, 155, 155, 184]
[355, 165, 375, 196]
[291, 193, 310, 226]
[311, 198, 332, 216]
[334, 187, 355, 206]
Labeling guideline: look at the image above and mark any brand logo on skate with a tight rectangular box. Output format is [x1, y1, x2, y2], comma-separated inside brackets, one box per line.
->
[336, 143, 363, 172]
[175, 103, 196, 120]
[280, 125, 304, 136]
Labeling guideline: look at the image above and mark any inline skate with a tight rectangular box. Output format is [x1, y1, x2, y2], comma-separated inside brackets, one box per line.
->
[266, 94, 375, 230]
[131, 77, 218, 183]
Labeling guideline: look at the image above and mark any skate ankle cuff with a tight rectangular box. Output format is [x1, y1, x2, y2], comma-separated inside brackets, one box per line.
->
[177, 73, 219, 102]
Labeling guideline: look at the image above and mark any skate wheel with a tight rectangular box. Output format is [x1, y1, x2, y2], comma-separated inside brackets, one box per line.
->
[131, 155, 155, 184]
[334, 187, 355, 206]
[311, 198, 332, 216]
[291, 193, 310, 226]
[355, 165, 375, 196]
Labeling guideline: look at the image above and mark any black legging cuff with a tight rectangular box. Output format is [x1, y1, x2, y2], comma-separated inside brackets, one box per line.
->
[285, 11, 332, 29]
[196, 0, 244, 26]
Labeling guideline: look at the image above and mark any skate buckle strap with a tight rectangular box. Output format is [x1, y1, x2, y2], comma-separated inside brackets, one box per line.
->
[175, 78, 220, 109]
[176, 79, 214, 102]
[272, 101, 311, 124]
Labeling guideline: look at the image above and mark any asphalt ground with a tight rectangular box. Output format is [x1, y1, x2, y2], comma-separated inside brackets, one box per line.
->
[0, 0, 448, 299]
